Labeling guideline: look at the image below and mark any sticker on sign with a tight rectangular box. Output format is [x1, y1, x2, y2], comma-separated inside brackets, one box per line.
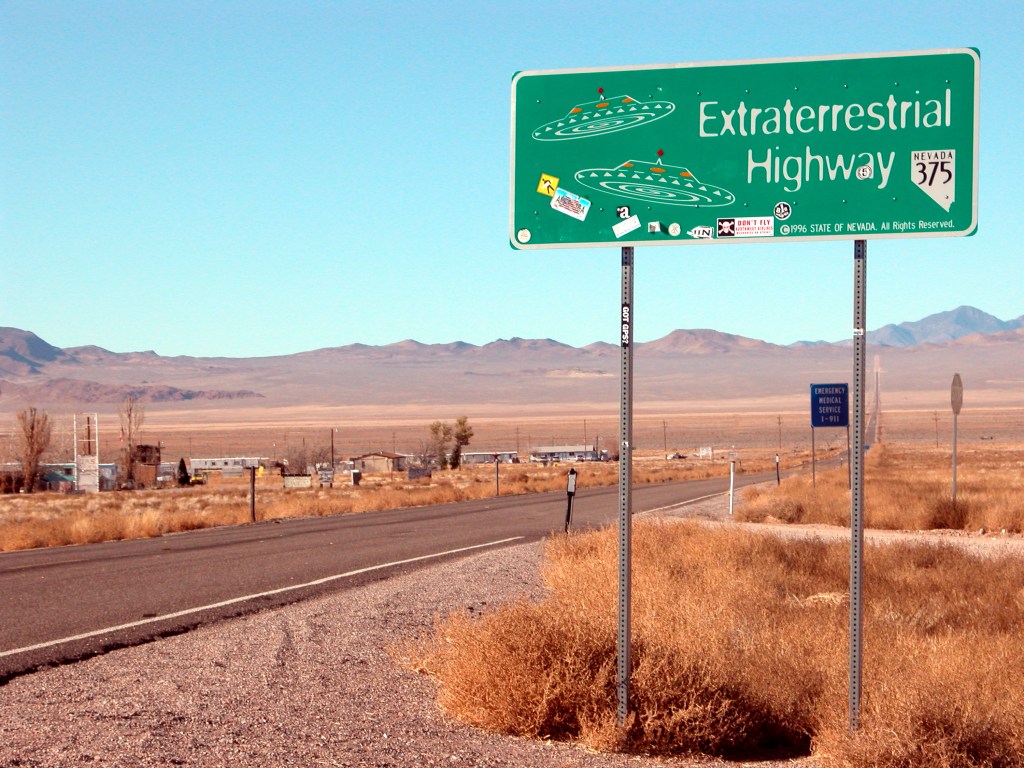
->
[613, 215, 641, 238]
[716, 217, 775, 238]
[551, 188, 591, 221]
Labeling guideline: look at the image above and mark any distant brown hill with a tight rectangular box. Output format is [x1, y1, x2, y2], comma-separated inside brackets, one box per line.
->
[0, 311, 1021, 415]
[0, 377, 263, 404]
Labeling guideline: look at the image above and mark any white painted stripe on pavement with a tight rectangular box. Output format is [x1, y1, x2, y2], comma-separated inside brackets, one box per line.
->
[1, 536, 525, 659]
[644, 491, 727, 515]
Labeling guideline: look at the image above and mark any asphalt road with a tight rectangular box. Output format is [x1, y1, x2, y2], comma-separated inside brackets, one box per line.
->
[0, 472, 772, 682]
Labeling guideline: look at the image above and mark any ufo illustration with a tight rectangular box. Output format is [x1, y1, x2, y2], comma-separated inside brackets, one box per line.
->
[532, 91, 674, 141]
[573, 158, 735, 207]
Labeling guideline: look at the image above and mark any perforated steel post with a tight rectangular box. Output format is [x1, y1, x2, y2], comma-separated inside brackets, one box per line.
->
[850, 240, 867, 732]
[617, 246, 634, 726]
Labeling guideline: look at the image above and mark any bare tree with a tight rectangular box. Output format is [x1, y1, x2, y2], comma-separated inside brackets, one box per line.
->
[119, 395, 145, 487]
[450, 416, 474, 470]
[17, 406, 52, 493]
[428, 421, 453, 469]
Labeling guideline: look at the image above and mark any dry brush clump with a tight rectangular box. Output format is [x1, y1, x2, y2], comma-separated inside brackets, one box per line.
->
[413, 520, 1024, 765]
[814, 540, 1024, 767]
[416, 521, 844, 759]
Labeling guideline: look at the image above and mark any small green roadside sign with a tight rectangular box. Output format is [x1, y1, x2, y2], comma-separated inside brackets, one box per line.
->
[510, 49, 979, 249]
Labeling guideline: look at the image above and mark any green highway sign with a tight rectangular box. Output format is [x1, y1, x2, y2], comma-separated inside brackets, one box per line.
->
[510, 49, 979, 249]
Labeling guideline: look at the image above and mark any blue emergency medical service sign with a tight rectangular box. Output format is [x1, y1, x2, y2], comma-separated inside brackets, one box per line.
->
[811, 383, 850, 427]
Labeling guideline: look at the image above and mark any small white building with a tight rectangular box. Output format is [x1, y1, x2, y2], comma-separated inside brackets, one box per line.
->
[460, 451, 519, 465]
[529, 445, 599, 463]
[189, 457, 265, 472]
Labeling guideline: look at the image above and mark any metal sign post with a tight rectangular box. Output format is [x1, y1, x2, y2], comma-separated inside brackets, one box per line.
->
[951, 373, 963, 502]
[729, 460, 736, 515]
[849, 240, 867, 731]
[249, 466, 257, 523]
[617, 246, 634, 725]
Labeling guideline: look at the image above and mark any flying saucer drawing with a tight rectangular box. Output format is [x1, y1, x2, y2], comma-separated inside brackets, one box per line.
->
[573, 158, 735, 207]
[532, 89, 674, 141]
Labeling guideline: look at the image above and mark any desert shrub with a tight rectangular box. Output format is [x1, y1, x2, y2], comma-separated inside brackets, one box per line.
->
[739, 474, 848, 525]
[418, 521, 846, 759]
[926, 497, 970, 530]
[741, 444, 1024, 534]
[416, 520, 1024, 765]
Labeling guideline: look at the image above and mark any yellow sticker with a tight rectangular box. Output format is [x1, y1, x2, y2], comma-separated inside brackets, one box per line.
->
[536, 173, 559, 196]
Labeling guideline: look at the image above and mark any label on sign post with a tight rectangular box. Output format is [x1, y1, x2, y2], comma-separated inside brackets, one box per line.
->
[811, 383, 850, 428]
[511, 49, 979, 249]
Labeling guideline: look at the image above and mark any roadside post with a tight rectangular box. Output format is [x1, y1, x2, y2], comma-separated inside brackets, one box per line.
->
[775, 453, 781, 485]
[728, 460, 736, 515]
[494, 454, 500, 497]
[511, 48, 979, 730]
[249, 466, 257, 523]
[951, 373, 963, 502]
[564, 467, 578, 533]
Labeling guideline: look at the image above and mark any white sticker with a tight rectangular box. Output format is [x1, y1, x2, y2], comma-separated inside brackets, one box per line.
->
[912, 149, 955, 212]
[687, 225, 714, 239]
[550, 188, 591, 221]
[613, 214, 641, 238]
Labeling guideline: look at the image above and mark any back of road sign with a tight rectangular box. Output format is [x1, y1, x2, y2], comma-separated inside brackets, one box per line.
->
[510, 49, 979, 249]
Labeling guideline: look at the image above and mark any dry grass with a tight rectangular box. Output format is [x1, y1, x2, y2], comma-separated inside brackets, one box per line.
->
[0, 489, 253, 550]
[0, 452, 773, 552]
[740, 443, 1024, 533]
[411, 520, 1024, 766]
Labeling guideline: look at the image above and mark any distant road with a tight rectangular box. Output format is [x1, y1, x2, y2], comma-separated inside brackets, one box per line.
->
[1, 472, 774, 681]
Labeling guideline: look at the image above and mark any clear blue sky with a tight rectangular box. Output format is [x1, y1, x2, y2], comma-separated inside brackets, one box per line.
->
[2, 0, 1020, 357]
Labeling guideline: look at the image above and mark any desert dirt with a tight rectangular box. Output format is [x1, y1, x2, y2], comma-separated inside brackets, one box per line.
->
[3, 488, 1023, 767]
[2, 401, 1022, 766]
[0, 495, 804, 768]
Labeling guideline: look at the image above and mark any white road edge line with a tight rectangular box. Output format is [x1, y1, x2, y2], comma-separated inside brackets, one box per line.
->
[1, 536, 525, 659]
[643, 491, 727, 515]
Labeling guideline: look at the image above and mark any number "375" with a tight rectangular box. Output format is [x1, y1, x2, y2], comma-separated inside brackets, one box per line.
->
[915, 160, 952, 187]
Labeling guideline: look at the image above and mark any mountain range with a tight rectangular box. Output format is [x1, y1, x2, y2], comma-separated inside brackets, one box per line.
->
[1, 306, 1021, 412]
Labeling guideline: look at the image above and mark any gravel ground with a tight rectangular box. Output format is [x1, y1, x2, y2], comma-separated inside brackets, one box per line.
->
[3, 491, 1020, 768]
